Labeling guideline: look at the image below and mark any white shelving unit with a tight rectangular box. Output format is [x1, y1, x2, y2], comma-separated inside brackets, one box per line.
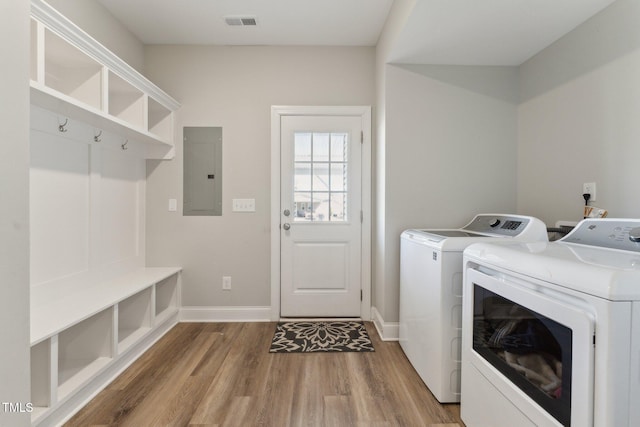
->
[28, 1, 184, 425]
[30, 0, 180, 160]
[30, 268, 182, 425]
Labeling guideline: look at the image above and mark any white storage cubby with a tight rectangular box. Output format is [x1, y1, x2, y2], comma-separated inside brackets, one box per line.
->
[57, 308, 113, 401]
[44, 28, 103, 111]
[155, 274, 179, 323]
[30, 0, 180, 160]
[148, 97, 173, 142]
[30, 339, 53, 419]
[117, 288, 152, 353]
[108, 71, 145, 129]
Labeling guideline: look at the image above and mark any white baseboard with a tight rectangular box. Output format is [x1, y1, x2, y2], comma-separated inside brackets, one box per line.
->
[180, 306, 273, 322]
[371, 306, 399, 341]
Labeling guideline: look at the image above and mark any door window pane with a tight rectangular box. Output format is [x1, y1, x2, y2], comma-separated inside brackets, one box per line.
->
[293, 131, 349, 222]
[312, 133, 330, 161]
[294, 163, 311, 191]
[330, 193, 347, 221]
[294, 133, 312, 162]
[330, 164, 347, 191]
[312, 192, 330, 221]
[312, 163, 330, 192]
[294, 192, 312, 219]
[331, 133, 347, 161]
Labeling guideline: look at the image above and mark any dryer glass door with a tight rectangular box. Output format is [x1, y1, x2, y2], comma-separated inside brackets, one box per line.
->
[465, 267, 595, 427]
[473, 285, 572, 425]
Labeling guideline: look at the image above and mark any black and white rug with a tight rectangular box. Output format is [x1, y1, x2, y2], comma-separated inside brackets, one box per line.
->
[269, 320, 375, 353]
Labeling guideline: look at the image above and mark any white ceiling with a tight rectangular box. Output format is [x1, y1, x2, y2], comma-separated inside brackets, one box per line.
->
[96, 0, 394, 46]
[389, 0, 618, 66]
[97, 0, 618, 66]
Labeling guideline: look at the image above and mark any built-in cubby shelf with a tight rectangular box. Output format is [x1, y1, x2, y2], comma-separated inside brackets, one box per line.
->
[57, 309, 113, 401]
[30, 340, 53, 419]
[30, 0, 180, 159]
[108, 71, 145, 129]
[30, 268, 181, 425]
[155, 274, 179, 323]
[148, 97, 173, 142]
[43, 28, 103, 111]
[30, 268, 182, 346]
[117, 288, 152, 354]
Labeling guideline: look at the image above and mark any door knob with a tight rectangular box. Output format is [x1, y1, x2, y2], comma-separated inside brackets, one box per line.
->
[283, 209, 290, 217]
[283, 223, 291, 231]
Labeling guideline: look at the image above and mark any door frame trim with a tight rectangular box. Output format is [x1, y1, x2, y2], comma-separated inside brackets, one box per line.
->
[270, 106, 372, 321]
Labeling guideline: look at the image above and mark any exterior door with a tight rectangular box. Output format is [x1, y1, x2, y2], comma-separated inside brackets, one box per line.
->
[280, 115, 362, 317]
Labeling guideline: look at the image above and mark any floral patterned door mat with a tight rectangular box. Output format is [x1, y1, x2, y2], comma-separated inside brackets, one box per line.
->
[269, 321, 375, 353]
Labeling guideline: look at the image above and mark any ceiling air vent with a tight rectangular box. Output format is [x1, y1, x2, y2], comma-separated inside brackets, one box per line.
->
[224, 16, 258, 26]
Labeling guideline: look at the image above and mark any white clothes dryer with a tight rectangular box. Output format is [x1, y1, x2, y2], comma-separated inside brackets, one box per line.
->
[461, 218, 640, 427]
[399, 214, 548, 403]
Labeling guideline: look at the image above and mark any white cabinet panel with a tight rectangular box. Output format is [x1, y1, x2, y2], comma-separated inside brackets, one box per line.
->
[99, 149, 143, 266]
[30, 130, 89, 286]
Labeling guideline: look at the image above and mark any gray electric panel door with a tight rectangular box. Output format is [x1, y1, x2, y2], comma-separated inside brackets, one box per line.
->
[183, 127, 222, 216]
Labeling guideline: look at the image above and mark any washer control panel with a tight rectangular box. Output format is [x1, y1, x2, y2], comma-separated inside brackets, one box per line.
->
[562, 219, 640, 252]
[463, 214, 530, 236]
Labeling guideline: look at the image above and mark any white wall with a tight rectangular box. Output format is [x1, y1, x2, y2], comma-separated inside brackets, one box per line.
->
[144, 45, 375, 309]
[373, 0, 519, 326]
[0, 1, 31, 425]
[373, 0, 416, 328]
[379, 64, 519, 323]
[45, 0, 145, 72]
[518, 0, 640, 224]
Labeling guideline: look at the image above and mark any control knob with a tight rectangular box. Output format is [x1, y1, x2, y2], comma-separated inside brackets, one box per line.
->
[489, 218, 501, 228]
[629, 227, 640, 242]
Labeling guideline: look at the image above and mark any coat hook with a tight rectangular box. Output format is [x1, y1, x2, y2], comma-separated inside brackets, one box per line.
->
[121, 139, 128, 150]
[94, 130, 102, 142]
[58, 118, 68, 133]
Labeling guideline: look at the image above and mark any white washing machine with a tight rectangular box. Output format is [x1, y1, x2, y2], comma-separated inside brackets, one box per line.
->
[461, 218, 640, 427]
[399, 213, 548, 403]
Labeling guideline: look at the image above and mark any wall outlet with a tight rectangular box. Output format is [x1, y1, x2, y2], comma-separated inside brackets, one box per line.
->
[583, 182, 596, 202]
[222, 276, 231, 290]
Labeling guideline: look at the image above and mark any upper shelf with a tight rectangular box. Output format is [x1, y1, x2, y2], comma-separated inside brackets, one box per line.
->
[30, 0, 181, 159]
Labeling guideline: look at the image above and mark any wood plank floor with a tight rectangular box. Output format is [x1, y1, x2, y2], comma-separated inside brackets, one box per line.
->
[65, 322, 465, 427]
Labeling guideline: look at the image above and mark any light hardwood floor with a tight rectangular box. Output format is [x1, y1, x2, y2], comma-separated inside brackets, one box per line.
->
[65, 322, 464, 426]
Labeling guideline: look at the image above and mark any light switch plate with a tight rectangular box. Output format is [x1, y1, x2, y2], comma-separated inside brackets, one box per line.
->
[232, 198, 255, 212]
[168, 198, 177, 212]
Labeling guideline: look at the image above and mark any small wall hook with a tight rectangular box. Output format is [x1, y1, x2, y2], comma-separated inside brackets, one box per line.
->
[94, 130, 102, 142]
[121, 139, 128, 150]
[58, 118, 68, 133]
